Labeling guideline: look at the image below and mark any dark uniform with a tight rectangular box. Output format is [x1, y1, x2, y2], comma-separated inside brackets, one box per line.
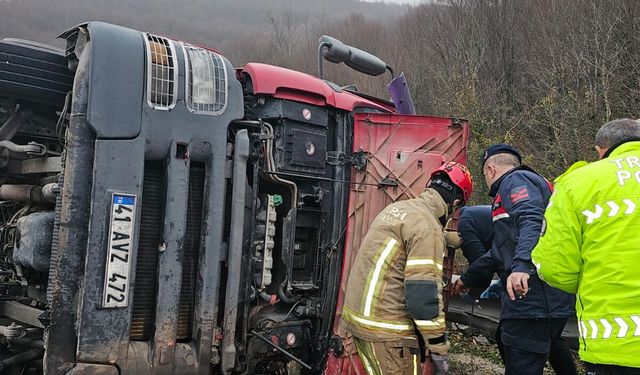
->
[459, 205, 494, 264]
[459, 205, 577, 375]
[460, 166, 575, 375]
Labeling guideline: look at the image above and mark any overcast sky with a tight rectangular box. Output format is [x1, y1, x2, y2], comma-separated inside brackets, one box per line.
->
[360, 0, 424, 4]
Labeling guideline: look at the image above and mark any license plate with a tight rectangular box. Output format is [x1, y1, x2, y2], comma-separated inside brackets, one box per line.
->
[102, 193, 137, 308]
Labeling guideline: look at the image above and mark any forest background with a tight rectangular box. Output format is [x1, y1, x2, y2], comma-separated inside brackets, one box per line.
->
[2, 0, 637, 201]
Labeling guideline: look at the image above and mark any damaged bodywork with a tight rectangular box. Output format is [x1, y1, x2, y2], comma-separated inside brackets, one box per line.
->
[0, 21, 493, 375]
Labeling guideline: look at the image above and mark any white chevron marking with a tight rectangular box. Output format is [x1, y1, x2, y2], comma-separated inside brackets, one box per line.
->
[589, 320, 599, 339]
[631, 316, 640, 336]
[623, 199, 636, 215]
[600, 319, 613, 339]
[606, 201, 619, 217]
[580, 321, 588, 339]
[583, 205, 604, 224]
[614, 317, 628, 338]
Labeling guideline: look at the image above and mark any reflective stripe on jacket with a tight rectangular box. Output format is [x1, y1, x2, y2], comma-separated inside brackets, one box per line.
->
[532, 141, 640, 367]
[342, 189, 449, 354]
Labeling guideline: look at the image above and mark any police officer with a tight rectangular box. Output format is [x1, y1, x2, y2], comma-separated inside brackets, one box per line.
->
[457, 205, 577, 375]
[342, 162, 473, 375]
[533, 119, 640, 374]
[453, 144, 574, 375]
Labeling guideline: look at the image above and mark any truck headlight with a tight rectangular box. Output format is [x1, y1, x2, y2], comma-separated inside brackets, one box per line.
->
[183, 44, 227, 114]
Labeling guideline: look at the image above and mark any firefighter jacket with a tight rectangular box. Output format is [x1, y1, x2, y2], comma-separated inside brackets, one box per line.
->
[342, 188, 450, 354]
[461, 166, 574, 319]
[532, 141, 640, 368]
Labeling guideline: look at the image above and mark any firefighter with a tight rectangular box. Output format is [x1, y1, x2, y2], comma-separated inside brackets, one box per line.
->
[456, 205, 577, 375]
[452, 144, 574, 375]
[342, 161, 473, 375]
[532, 118, 640, 374]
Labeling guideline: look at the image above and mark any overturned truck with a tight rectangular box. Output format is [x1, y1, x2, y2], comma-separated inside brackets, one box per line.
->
[0, 22, 469, 374]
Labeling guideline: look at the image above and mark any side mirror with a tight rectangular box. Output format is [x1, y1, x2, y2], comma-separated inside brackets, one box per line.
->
[317, 35, 390, 78]
[345, 46, 387, 76]
[318, 35, 349, 64]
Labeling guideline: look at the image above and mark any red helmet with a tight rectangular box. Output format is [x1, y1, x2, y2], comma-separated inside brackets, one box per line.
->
[430, 161, 474, 203]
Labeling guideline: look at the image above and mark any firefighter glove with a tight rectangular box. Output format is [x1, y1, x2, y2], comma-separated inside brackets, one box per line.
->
[444, 230, 461, 249]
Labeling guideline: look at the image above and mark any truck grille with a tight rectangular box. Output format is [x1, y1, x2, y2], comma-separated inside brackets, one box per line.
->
[145, 34, 178, 110]
[47, 173, 63, 304]
[177, 162, 205, 341]
[130, 161, 165, 341]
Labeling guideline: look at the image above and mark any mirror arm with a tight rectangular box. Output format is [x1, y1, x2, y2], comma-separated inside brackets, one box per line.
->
[317, 42, 331, 79]
[386, 65, 395, 80]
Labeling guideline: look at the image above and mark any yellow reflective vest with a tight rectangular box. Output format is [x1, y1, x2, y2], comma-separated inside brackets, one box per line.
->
[532, 141, 640, 368]
[342, 189, 449, 354]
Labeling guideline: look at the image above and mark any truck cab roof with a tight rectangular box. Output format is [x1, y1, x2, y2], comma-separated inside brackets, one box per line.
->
[240, 62, 395, 113]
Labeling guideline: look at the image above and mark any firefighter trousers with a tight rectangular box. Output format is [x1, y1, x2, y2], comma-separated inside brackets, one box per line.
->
[354, 337, 421, 375]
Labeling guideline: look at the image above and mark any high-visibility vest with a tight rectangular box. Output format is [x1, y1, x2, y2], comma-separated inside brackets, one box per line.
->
[532, 141, 640, 368]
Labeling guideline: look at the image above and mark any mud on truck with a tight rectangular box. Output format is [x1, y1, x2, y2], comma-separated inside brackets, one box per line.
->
[0, 22, 469, 374]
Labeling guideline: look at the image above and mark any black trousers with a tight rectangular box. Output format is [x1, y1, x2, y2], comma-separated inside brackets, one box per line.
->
[496, 319, 577, 375]
[547, 334, 578, 375]
[497, 318, 575, 375]
[585, 363, 640, 375]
